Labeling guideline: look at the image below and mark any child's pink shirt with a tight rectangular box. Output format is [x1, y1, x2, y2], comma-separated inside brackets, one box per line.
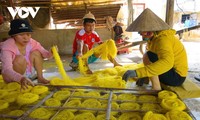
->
[0, 38, 52, 83]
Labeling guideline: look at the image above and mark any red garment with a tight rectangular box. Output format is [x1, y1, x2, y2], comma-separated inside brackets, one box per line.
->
[72, 29, 102, 54]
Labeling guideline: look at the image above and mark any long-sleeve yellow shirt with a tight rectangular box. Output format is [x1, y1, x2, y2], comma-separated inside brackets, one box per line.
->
[136, 29, 188, 78]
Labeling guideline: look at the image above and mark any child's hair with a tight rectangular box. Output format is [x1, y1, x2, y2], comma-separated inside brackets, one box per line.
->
[83, 18, 96, 24]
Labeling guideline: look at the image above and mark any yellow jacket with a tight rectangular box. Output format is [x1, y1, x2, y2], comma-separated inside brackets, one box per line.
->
[136, 29, 188, 78]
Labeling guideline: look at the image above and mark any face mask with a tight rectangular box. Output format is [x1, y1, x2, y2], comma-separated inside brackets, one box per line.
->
[143, 37, 150, 41]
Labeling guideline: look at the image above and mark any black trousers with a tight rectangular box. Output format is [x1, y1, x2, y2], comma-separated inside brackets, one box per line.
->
[147, 51, 186, 86]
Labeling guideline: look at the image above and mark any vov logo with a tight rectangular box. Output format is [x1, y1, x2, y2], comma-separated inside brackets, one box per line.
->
[7, 7, 40, 19]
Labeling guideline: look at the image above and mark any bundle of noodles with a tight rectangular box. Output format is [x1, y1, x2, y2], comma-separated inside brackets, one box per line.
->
[50, 77, 78, 86]
[52, 46, 71, 80]
[73, 75, 98, 85]
[53, 110, 74, 120]
[29, 107, 52, 119]
[74, 112, 95, 120]
[20, 85, 33, 93]
[79, 39, 117, 74]
[80, 99, 101, 113]
[161, 98, 186, 111]
[101, 68, 118, 76]
[0, 100, 9, 110]
[31, 85, 48, 95]
[3, 82, 20, 91]
[0, 90, 8, 99]
[8, 110, 24, 117]
[63, 99, 81, 112]
[16, 93, 39, 106]
[120, 102, 140, 111]
[96, 114, 117, 120]
[165, 110, 192, 120]
[117, 93, 136, 101]
[91, 76, 126, 88]
[100, 102, 119, 116]
[143, 111, 167, 120]
[138, 95, 157, 102]
[3, 91, 19, 103]
[141, 103, 163, 112]
[100, 93, 117, 103]
[44, 98, 61, 107]
[53, 90, 71, 101]
[158, 90, 177, 100]
[95, 39, 117, 60]
[78, 57, 89, 75]
[0, 81, 6, 89]
[118, 112, 142, 120]
[84, 91, 101, 98]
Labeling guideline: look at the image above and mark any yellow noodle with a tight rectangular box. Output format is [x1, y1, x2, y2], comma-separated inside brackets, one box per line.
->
[158, 90, 177, 100]
[64, 99, 81, 112]
[118, 112, 142, 120]
[102, 68, 118, 76]
[96, 114, 116, 120]
[3, 91, 19, 103]
[165, 110, 192, 120]
[31, 85, 48, 95]
[91, 76, 126, 88]
[120, 102, 140, 110]
[117, 93, 136, 101]
[29, 108, 52, 119]
[0, 82, 6, 89]
[80, 99, 101, 113]
[79, 39, 117, 74]
[52, 46, 70, 80]
[16, 93, 39, 106]
[53, 90, 71, 101]
[161, 98, 186, 111]
[53, 110, 74, 120]
[8, 110, 24, 117]
[0, 90, 8, 99]
[20, 85, 33, 93]
[141, 103, 163, 112]
[74, 112, 96, 120]
[138, 95, 157, 102]
[101, 93, 117, 101]
[143, 111, 167, 120]
[3, 82, 20, 91]
[100, 102, 119, 116]
[73, 75, 98, 85]
[0, 100, 9, 110]
[84, 91, 101, 98]
[45, 98, 61, 107]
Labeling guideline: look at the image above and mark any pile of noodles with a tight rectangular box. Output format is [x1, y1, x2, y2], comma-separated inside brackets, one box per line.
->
[143, 111, 167, 120]
[29, 107, 52, 119]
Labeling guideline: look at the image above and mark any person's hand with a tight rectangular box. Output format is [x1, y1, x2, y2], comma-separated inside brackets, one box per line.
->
[122, 70, 137, 82]
[20, 77, 35, 90]
[38, 78, 50, 84]
[76, 53, 83, 59]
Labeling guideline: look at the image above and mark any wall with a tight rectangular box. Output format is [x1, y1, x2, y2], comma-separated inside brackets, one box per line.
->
[0, 28, 113, 55]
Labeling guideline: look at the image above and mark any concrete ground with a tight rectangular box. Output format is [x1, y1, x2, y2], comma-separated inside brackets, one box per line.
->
[42, 40, 200, 120]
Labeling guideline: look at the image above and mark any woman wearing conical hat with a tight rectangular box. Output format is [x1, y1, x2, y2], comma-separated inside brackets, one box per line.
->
[122, 8, 188, 90]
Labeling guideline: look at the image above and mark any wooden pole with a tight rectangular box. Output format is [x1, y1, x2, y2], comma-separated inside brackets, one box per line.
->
[127, 0, 133, 26]
[165, 0, 174, 27]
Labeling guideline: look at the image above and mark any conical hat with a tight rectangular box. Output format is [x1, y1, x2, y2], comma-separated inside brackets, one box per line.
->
[126, 8, 171, 32]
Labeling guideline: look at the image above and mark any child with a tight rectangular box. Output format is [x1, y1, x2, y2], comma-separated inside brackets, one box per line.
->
[0, 19, 53, 89]
[69, 12, 121, 74]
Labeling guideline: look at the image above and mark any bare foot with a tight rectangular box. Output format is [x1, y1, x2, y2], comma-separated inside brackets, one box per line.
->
[86, 69, 93, 74]
[38, 78, 50, 84]
[114, 63, 122, 67]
